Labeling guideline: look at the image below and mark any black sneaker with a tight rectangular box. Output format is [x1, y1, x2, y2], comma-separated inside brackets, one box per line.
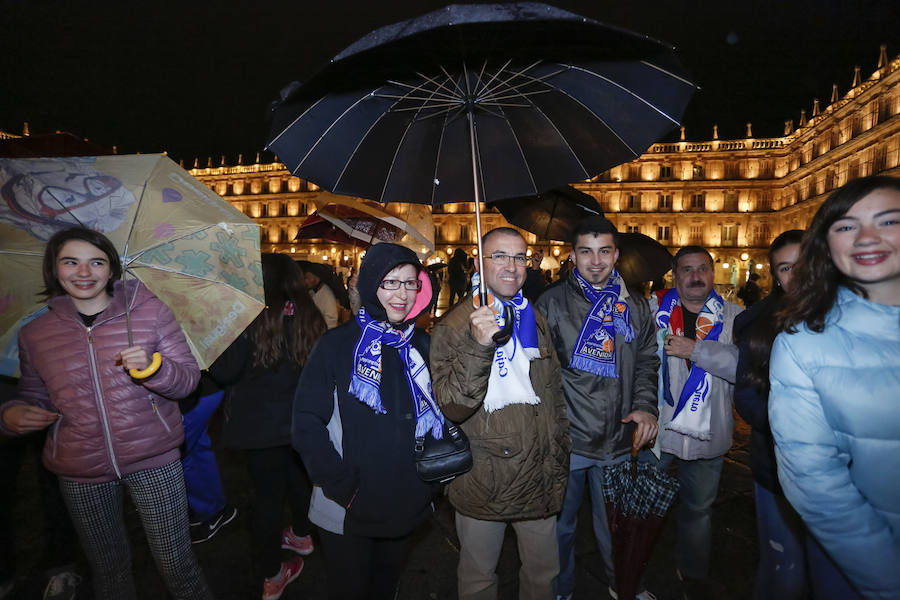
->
[190, 505, 238, 544]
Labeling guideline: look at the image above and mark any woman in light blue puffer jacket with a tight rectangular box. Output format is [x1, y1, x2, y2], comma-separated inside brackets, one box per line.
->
[769, 176, 900, 600]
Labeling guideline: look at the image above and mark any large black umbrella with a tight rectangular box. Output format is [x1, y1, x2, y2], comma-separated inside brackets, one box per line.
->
[616, 233, 673, 286]
[492, 186, 601, 242]
[267, 2, 696, 314]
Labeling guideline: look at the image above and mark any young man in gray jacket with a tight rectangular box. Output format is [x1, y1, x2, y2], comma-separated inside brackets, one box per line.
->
[651, 246, 742, 598]
[536, 217, 659, 600]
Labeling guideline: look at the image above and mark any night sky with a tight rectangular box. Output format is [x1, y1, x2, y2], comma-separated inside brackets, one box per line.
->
[2, 0, 897, 164]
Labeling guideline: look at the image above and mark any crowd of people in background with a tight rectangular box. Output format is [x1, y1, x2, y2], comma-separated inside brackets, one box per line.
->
[1, 175, 898, 600]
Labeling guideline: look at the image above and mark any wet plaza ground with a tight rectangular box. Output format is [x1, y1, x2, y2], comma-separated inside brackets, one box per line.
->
[8, 410, 756, 600]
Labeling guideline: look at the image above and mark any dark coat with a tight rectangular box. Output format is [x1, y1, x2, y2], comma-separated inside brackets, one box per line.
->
[292, 243, 435, 538]
[733, 295, 780, 492]
[430, 298, 570, 521]
[536, 274, 659, 460]
[208, 323, 301, 449]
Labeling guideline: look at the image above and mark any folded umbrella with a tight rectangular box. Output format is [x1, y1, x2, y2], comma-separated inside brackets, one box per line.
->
[601, 437, 680, 600]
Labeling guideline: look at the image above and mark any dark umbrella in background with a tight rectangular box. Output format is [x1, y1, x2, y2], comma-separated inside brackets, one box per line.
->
[616, 233, 673, 287]
[266, 1, 697, 323]
[489, 187, 672, 287]
[601, 435, 680, 600]
[491, 186, 602, 242]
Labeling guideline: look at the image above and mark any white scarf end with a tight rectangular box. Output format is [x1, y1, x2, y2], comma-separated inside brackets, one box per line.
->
[664, 422, 712, 441]
[482, 394, 541, 414]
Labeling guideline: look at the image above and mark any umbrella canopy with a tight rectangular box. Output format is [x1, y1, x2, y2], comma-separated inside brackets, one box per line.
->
[491, 186, 602, 242]
[310, 191, 435, 258]
[0, 155, 265, 375]
[601, 446, 680, 600]
[267, 2, 695, 207]
[267, 1, 695, 318]
[617, 233, 673, 286]
[295, 212, 370, 247]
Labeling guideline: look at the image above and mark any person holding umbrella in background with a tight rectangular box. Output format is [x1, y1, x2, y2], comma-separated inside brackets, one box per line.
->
[301, 263, 340, 329]
[447, 249, 469, 307]
[0, 226, 213, 600]
[536, 216, 659, 600]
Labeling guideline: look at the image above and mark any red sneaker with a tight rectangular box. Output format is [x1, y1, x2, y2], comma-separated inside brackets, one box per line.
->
[262, 556, 303, 600]
[280, 527, 314, 556]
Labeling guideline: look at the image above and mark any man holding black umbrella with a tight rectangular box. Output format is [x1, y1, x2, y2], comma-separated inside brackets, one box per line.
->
[536, 217, 659, 600]
[431, 228, 570, 600]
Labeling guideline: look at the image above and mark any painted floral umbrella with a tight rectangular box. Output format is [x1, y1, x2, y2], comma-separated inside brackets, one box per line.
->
[0, 154, 265, 375]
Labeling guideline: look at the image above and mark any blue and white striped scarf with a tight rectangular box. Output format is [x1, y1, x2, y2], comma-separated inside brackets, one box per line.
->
[349, 308, 443, 439]
[569, 267, 634, 378]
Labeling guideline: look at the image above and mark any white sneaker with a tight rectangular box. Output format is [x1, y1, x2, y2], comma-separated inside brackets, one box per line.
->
[608, 586, 657, 600]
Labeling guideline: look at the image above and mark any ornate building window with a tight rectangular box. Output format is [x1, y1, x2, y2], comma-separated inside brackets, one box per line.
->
[690, 193, 705, 210]
[656, 226, 671, 241]
[459, 224, 470, 242]
[658, 194, 672, 210]
[721, 224, 737, 244]
[627, 194, 639, 211]
[692, 164, 705, 179]
[689, 225, 703, 244]
[659, 165, 672, 179]
[626, 225, 640, 233]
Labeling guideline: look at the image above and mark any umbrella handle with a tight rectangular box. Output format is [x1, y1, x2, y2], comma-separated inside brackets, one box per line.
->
[129, 352, 162, 379]
[492, 305, 515, 345]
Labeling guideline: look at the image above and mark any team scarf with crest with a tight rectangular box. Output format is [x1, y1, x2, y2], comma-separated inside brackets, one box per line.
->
[654, 288, 724, 440]
[349, 308, 443, 439]
[471, 272, 541, 413]
[569, 267, 634, 378]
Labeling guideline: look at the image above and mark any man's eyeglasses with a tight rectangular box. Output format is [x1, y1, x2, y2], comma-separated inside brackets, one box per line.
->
[379, 279, 422, 291]
[487, 252, 528, 266]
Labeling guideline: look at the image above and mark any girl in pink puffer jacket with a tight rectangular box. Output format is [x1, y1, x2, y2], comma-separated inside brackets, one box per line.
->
[0, 226, 213, 600]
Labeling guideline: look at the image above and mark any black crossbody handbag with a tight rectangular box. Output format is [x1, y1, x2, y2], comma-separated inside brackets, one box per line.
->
[413, 397, 473, 484]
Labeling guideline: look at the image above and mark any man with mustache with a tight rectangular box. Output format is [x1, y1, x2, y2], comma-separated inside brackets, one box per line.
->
[651, 246, 742, 599]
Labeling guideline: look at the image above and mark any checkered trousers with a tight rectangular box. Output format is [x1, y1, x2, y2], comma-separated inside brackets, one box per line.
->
[59, 460, 213, 600]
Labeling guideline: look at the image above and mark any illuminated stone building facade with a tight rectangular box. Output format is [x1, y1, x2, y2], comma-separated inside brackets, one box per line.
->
[189, 47, 900, 288]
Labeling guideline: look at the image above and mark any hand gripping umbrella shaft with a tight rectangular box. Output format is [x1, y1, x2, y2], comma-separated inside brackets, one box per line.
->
[468, 109, 514, 345]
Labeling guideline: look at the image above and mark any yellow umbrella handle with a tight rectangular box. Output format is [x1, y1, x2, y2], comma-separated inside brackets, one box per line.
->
[129, 352, 162, 379]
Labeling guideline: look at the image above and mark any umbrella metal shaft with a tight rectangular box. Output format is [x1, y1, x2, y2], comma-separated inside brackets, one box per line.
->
[467, 109, 488, 306]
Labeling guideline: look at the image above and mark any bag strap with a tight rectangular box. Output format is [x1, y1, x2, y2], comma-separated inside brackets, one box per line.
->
[414, 422, 463, 453]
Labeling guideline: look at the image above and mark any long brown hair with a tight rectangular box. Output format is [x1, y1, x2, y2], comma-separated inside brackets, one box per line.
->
[777, 176, 900, 334]
[250, 253, 326, 369]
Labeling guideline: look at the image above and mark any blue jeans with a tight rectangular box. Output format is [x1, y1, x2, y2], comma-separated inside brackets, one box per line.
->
[181, 391, 225, 521]
[752, 483, 807, 599]
[656, 452, 723, 580]
[556, 453, 622, 596]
